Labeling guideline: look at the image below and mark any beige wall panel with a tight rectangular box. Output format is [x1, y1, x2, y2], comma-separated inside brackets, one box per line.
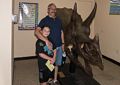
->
[14, 0, 38, 57]
[95, 0, 120, 62]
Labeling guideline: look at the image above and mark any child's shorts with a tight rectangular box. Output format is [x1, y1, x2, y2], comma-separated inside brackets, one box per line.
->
[39, 68, 54, 83]
[55, 46, 63, 66]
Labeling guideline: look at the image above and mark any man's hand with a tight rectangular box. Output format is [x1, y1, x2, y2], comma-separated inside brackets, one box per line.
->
[46, 40, 53, 50]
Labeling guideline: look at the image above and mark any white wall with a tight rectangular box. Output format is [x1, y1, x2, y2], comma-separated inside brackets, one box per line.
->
[13, 0, 95, 58]
[95, 0, 120, 62]
[14, 0, 37, 58]
[0, 0, 12, 85]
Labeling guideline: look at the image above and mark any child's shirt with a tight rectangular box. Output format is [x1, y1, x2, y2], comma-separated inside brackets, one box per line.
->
[36, 39, 54, 70]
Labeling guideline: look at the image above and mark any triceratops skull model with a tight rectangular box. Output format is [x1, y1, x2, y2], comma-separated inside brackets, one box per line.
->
[56, 2, 104, 77]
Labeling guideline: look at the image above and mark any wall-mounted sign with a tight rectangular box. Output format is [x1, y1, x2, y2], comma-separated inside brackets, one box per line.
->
[110, 0, 120, 15]
[18, 2, 38, 30]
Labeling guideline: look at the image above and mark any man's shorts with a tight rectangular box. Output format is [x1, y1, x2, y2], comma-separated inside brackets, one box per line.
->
[39, 68, 54, 83]
[55, 46, 63, 66]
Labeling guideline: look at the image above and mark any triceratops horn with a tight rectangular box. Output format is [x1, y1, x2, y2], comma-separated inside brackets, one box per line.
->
[71, 2, 77, 21]
[82, 2, 97, 26]
[74, 2, 77, 13]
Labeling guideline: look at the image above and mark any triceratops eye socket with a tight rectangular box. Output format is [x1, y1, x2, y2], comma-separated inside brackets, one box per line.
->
[88, 45, 95, 51]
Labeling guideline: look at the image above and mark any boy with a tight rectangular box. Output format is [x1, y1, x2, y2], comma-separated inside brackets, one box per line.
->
[36, 25, 56, 85]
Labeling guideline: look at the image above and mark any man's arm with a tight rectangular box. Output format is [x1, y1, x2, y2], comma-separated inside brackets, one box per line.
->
[61, 30, 65, 51]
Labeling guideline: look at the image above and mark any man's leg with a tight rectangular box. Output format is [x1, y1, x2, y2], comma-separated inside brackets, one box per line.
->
[54, 47, 63, 82]
[54, 65, 58, 81]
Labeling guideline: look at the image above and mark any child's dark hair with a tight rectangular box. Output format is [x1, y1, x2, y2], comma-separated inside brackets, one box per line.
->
[41, 25, 51, 30]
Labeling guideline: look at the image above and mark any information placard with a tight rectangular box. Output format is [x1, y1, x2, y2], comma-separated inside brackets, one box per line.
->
[18, 2, 38, 30]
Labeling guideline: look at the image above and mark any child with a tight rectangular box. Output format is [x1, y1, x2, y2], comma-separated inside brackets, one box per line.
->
[36, 25, 56, 85]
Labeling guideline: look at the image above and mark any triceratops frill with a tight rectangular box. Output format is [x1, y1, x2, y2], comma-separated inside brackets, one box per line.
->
[56, 2, 104, 77]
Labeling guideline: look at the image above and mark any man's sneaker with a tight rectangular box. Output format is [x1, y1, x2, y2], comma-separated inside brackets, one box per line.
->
[53, 80, 60, 85]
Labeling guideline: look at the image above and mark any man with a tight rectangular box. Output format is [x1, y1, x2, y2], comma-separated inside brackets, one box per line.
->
[35, 3, 65, 84]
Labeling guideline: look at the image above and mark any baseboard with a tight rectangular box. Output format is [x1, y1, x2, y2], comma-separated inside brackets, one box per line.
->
[14, 55, 120, 66]
[14, 56, 37, 61]
[102, 55, 120, 66]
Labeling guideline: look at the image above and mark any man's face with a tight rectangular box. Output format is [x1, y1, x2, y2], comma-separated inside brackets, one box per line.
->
[48, 5, 56, 17]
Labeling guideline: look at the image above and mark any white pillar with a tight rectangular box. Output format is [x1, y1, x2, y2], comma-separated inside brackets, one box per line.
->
[0, 0, 12, 85]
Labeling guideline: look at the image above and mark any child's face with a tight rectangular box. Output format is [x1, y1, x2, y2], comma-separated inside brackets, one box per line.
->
[42, 27, 50, 37]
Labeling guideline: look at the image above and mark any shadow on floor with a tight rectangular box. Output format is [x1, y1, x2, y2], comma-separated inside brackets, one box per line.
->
[59, 64, 100, 85]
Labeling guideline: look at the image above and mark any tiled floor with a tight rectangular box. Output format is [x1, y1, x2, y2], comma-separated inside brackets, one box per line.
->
[92, 59, 120, 85]
[13, 58, 120, 85]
